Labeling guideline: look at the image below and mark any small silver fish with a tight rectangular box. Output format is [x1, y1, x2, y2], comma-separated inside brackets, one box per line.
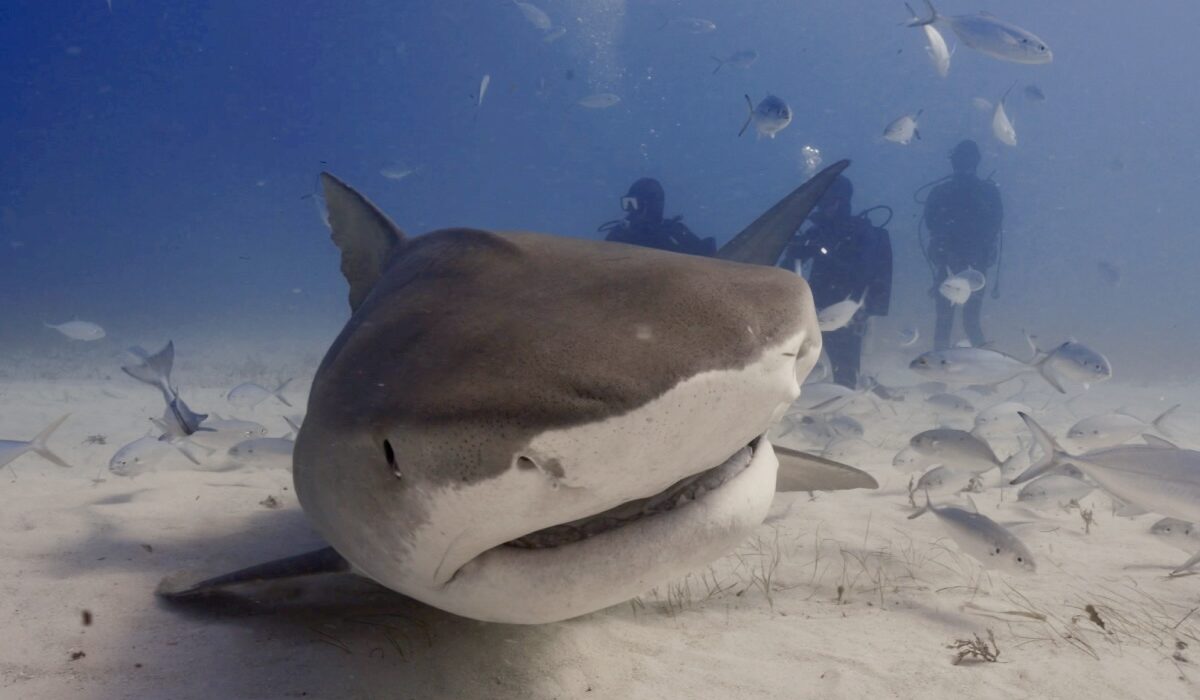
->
[513, 1, 551, 31]
[1042, 341, 1112, 388]
[817, 292, 866, 332]
[1014, 413, 1200, 573]
[203, 415, 269, 438]
[939, 268, 973, 304]
[909, 492, 1036, 573]
[664, 17, 716, 34]
[109, 435, 178, 477]
[0, 415, 72, 469]
[910, 428, 1000, 474]
[909, 347, 1063, 393]
[926, 392, 976, 417]
[577, 93, 621, 109]
[915, 465, 975, 494]
[992, 84, 1017, 146]
[1150, 517, 1200, 552]
[893, 445, 935, 473]
[739, 94, 792, 139]
[883, 110, 922, 145]
[227, 379, 293, 409]
[478, 74, 491, 108]
[45, 320, 105, 341]
[228, 437, 295, 465]
[1067, 405, 1179, 451]
[711, 49, 758, 74]
[907, 1, 1051, 65]
[1016, 474, 1094, 509]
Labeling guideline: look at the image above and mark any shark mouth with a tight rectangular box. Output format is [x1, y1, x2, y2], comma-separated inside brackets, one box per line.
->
[504, 439, 758, 550]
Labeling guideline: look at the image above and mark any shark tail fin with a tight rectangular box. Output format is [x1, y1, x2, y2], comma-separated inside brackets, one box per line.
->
[30, 414, 72, 468]
[1011, 412, 1067, 484]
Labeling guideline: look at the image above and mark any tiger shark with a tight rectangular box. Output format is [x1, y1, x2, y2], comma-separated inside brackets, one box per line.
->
[159, 160, 876, 624]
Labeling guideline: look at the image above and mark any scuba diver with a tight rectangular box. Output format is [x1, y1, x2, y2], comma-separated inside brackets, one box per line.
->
[598, 178, 717, 256]
[919, 139, 1004, 350]
[780, 175, 893, 388]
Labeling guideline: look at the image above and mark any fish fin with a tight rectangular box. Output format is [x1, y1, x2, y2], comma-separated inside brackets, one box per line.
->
[904, 0, 936, 26]
[320, 172, 407, 312]
[172, 442, 204, 465]
[282, 415, 302, 433]
[1143, 434, 1178, 449]
[773, 444, 878, 492]
[157, 547, 350, 600]
[711, 56, 724, 74]
[121, 340, 175, 397]
[908, 489, 933, 519]
[965, 495, 980, 513]
[718, 160, 851, 265]
[30, 414, 72, 468]
[1022, 329, 1047, 362]
[1031, 347, 1067, 394]
[737, 94, 754, 137]
[1000, 80, 1017, 105]
[1170, 549, 1200, 576]
[273, 378, 294, 407]
[1151, 404, 1181, 436]
[1011, 412, 1068, 484]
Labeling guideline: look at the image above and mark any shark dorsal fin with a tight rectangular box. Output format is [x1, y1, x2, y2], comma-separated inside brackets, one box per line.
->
[320, 172, 407, 312]
[718, 160, 850, 265]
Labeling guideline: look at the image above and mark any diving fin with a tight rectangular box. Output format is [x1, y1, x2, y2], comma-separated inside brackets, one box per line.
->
[157, 547, 350, 600]
[773, 444, 878, 492]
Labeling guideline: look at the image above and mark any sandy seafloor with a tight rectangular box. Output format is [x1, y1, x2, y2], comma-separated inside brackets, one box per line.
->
[2, 338, 1199, 700]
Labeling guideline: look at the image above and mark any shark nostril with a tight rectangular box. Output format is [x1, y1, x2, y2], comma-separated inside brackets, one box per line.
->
[383, 439, 400, 479]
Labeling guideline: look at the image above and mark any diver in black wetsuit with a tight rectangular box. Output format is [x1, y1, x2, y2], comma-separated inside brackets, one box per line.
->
[780, 175, 893, 388]
[598, 178, 717, 256]
[923, 139, 1004, 350]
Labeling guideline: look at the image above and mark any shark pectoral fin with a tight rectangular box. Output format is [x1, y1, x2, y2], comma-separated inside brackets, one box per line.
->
[157, 547, 350, 600]
[718, 159, 850, 266]
[773, 445, 878, 492]
[320, 172, 407, 312]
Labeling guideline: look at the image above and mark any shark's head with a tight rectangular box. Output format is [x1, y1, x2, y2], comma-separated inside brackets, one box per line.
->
[294, 168, 842, 624]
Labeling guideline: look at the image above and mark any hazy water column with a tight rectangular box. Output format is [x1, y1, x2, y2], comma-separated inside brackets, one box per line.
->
[563, 0, 627, 94]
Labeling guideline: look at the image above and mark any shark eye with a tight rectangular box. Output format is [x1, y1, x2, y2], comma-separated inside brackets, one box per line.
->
[383, 439, 400, 479]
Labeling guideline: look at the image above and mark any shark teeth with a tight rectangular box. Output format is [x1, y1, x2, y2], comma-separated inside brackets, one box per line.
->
[505, 441, 757, 550]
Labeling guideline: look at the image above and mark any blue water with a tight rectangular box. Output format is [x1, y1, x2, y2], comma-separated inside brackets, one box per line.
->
[3, 0, 1198, 377]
